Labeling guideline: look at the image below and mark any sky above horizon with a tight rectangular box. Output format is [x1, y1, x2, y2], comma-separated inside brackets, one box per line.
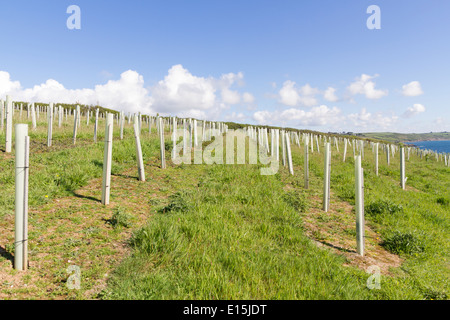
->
[0, 0, 449, 133]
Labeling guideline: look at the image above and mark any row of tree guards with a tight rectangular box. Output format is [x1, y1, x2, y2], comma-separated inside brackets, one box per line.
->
[2, 98, 449, 167]
[2, 96, 449, 270]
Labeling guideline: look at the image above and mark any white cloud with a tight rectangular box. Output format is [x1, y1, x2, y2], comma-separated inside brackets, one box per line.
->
[151, 66, 251, 118]
[217, 72, 245, 88]
[227, 88, 247, 105]
[298, 83, 319, 96]
[298, 84, 319, 107]
[0, 65, 255, 120]
[348, 108, 398, 129]
[347, 74, 388, 99]
[95, 70, 152, 114]
[151, 64, 216, 113]
[278, 81, 319, 107]
[401, 81, 423, 97]
[0, 71, 21, 95]
[2, 70, 152, 114]
[323, 87, 338, 102]
[402, 103, 426, 118]
[253, 105, 342, 127]
[221, 88, 241, 105]
[279, 80, 300, 106]
[253, 110, 274, 125]
[281, 105, 342, 126]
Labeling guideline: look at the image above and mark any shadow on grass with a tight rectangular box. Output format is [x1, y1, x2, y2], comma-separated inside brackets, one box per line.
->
[70, 191, 102, 203]
[101, 217, 115, 227]
[316, 240, 357, 254]
[92, 159, 140, 180]
[0, 245, 14, 267]
[111, 172, 136, 179]
[92, 160, 103, 168]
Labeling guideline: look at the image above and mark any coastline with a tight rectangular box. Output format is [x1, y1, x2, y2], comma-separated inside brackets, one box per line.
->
[404, 138, 450, 142]
[359, 132, 450, 145]
[404, 139, 450, 153]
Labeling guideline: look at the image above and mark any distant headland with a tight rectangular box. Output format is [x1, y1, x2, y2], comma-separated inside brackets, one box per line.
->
[354, 132, 450, 144]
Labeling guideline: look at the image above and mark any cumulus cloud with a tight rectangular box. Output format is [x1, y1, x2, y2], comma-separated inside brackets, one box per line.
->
[0, 65, 255, 120]
[217, 72, 245, 88]
[253, 110, 275, 125]
[298, 84, 320, 106]
[253, 105, 342, 127]
[347, 108, 398, 129]
[402, 103, 426, 118]
[147, 66, 251, 118]
[0, 71, 21, 94]
[95, 71, 152, 114]
[2, 70, 152, 114]
[279, 80, 300, 106]
[278, 81, 319, 107]
[281, 105, 342, 126]
[347, 74, 388, 99]
[221, 88, 241, 105]
[401, 81, 423, 97]
[323, 87, 338, 102]
[150, 64, 216, 113]
[252, 105, 403, 131]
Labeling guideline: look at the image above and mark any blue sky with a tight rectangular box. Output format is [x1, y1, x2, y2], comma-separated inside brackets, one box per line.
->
[0, 0, 449, 133]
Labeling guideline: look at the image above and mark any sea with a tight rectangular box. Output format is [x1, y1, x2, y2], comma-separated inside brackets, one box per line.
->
[405, 140, 450, 154]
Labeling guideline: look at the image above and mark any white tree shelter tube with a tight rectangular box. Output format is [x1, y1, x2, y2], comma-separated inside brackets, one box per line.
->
[5, 95, 13, 153]
[101, 114, 114, 205]
[159, 117, 166, 169]
[355, 155, 365, 256]
[304, 138, 309, 189]
[323, 142, 331, 212]
[286, 132, 294, 175]
[15, 124, 29, 271]
[47, 103, 53, 147]
[133, 116, 145, 181]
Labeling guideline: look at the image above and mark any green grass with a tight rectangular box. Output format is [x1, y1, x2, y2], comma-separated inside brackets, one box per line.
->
[107, 207, 136, 229]
[305, 140, 449, 299]
[103, 164, 371, 300]
[103, 137, 449, 300]
[1, 114, 449, 300]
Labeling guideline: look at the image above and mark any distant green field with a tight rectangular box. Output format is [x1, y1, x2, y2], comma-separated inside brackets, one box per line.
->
[358, 132, 450, 143]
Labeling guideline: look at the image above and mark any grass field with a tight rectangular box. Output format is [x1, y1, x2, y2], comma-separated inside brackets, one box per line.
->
[0, 112, 448, 300]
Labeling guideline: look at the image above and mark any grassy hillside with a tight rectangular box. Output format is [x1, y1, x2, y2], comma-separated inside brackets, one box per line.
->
[0, 113, 449, 300]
